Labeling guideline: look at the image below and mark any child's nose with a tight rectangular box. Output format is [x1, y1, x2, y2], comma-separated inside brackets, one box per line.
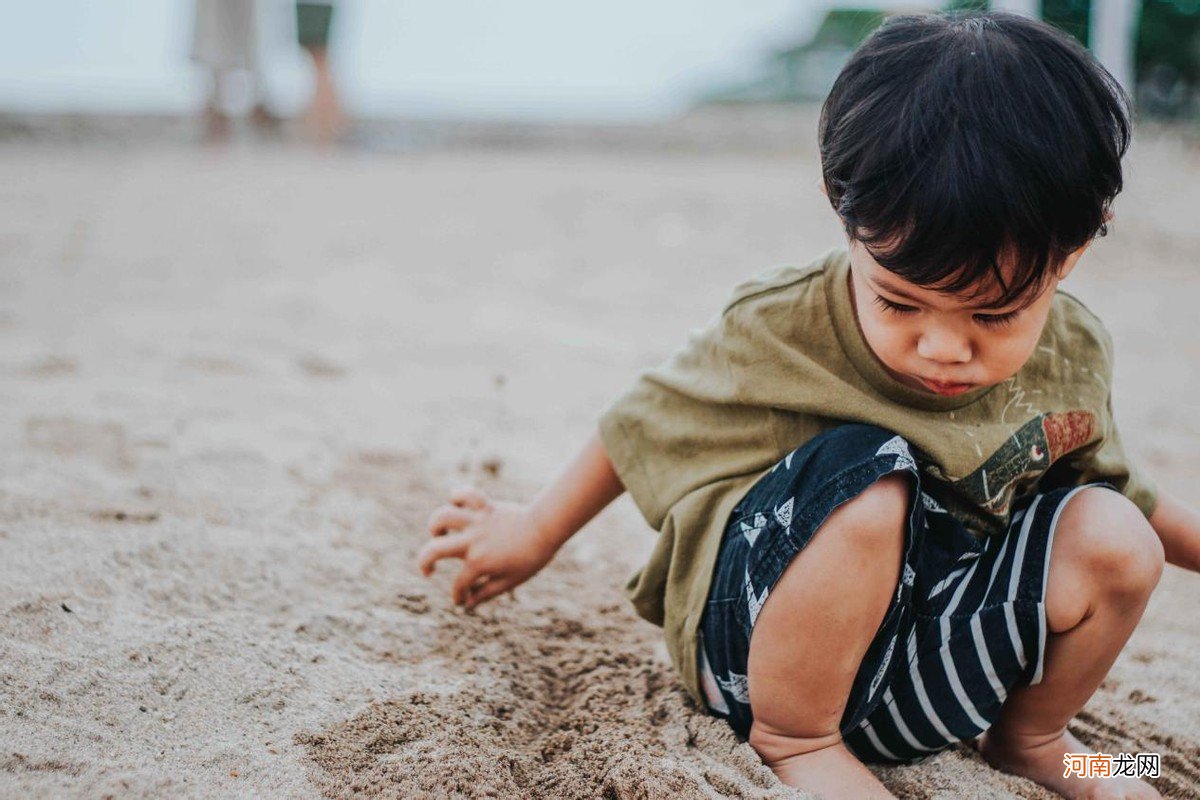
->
[916, 328, 972, 364]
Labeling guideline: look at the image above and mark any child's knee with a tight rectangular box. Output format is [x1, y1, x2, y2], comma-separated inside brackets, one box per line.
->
[824, 472, 911, 554]
[1048, 488, 1163, 627]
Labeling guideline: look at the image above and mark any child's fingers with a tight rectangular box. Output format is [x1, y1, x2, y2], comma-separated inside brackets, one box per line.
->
[451, 561, 487, 606]
[416, 533, 470, 576]
[426, 504, 476, 537]
[448, 486, 490, 510]
[465, 576, 511, 609]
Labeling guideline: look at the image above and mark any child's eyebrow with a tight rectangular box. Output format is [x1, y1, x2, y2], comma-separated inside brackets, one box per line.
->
[870, 275, 1032, 312]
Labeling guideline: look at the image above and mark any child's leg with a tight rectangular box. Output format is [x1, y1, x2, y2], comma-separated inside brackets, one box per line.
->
[747, 473, 909, 798]
[980, 486, 1165, 800]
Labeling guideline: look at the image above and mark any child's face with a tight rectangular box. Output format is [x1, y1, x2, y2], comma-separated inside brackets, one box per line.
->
[846, 240, 1086, 396]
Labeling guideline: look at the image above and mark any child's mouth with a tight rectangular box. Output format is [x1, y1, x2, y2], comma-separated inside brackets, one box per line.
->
[917, 377, 975, 396]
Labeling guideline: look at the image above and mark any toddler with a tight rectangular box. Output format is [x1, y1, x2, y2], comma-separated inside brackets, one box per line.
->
[420, 12, 1200, 799]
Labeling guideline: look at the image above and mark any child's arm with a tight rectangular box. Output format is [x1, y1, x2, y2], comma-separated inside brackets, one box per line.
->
[417, 431, 625, 608]
[1148, 490, 1200, 573]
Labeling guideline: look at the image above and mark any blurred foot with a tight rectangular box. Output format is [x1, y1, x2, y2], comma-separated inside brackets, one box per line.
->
[304, 106, 349, 148]
[248, 103, 283, 137]
[201, 104, 231, 144]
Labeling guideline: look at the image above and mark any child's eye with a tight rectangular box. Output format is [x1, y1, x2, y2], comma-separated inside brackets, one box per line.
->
[872, 295, 918, 315]
[973, 310, 1020, 328]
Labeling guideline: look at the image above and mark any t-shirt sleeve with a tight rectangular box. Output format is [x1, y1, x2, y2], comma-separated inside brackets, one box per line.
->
[1066, 393, 1158, 518]
[1062, 326, 1158, 518]
[597, 300, 783, 530]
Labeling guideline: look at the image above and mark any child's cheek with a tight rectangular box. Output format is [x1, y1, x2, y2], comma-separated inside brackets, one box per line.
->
[982, 328, 1039, 384]
[863, 314, 908, 368]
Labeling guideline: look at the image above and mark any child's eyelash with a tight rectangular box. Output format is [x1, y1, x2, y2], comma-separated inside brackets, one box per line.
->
[873, 294, 1021, 328]
[872, 295, 917, 315]
[973, 311, 1019, 328]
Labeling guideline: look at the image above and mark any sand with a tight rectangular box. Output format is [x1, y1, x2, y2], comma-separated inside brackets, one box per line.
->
[1, 111, 1199, 798]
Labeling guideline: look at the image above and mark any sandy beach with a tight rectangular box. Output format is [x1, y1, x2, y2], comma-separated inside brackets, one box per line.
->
[1, 112, 1199, 798]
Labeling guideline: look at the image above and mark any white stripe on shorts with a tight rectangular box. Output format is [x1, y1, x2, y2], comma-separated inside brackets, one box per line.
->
[1029, 484, 1094, 685]
[905, 628, 958, 743]
[1007, 495, 1040, 599]
[983, 528, 1012, 601]
[926, 565, 970, 600]
[1004, 603, 1029, 670]
[938, 556, 992, 732]
[970, 613, 1008, 704]
[876, 686, 940, 753]
[1002, 496, 1041, 669]
[860, 720, 902, 762]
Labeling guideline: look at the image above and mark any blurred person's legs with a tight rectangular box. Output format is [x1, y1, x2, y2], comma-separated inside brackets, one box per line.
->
[192, 0, 274, 142]
[296, 2, 346, 145]
[201, 68, 232, 142]
[246, 73, 282, 136]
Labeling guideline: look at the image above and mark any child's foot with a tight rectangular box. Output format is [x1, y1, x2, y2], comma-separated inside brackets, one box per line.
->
[768, 741, 897, 798]
[978, 728, 1161, 799]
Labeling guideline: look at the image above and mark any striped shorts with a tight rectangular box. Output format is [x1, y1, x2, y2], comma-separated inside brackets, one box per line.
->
[697, 423, 1110, 764]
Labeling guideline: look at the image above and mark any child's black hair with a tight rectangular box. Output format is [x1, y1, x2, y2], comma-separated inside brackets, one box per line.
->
[819, 11, 1131, 307]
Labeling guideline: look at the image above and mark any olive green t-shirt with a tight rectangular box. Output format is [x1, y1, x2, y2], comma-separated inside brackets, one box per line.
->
[598, 247, 1156, 703]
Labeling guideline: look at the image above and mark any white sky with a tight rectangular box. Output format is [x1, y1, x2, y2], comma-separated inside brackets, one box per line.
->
[0, 0, 938, 121]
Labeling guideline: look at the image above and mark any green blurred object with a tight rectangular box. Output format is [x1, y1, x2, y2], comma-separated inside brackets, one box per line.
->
[1137, 0, 1200, 118]
[941, 0, 1095, 44]
[697, 8, 889, 104]
[1138, 0, 1200, 83]
[703, 1, 1200, 121]
[945, 0, 1093, 46]
[1042, 0, 1090, 46]
[763, 9, 888, 100]
[296, 2, 334, 49]
[944, 0, 990, 11]
[804, 8, 889, 49]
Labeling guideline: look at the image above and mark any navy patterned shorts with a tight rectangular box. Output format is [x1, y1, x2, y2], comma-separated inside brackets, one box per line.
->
[697, 423, 1111, 764]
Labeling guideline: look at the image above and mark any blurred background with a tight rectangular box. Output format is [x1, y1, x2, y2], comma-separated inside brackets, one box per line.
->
[0, 0, 1197, 144]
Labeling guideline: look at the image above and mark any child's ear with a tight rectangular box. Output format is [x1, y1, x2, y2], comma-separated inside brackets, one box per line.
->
[1056, 241, 1092, 281]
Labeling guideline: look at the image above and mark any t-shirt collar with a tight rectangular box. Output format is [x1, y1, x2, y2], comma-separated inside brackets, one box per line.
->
[824, 248, 997, 412]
